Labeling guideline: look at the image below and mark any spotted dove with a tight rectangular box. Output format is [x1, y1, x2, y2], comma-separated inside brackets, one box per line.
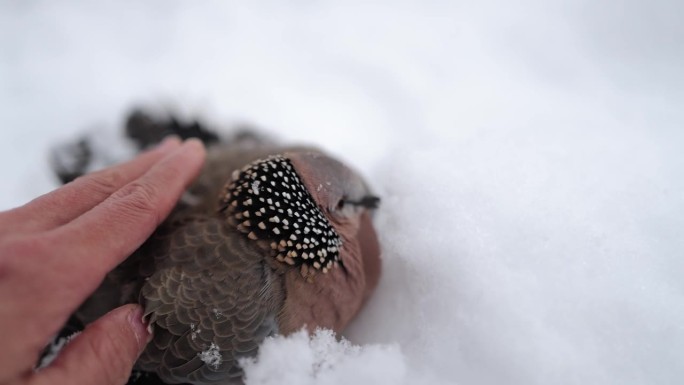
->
[72, 132, 382, 384]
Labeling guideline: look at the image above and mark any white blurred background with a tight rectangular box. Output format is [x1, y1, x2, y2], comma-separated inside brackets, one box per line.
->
[1, 1, 683, 384]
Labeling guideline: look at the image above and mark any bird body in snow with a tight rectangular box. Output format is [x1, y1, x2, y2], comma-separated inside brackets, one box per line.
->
[73, 134, 382, 384]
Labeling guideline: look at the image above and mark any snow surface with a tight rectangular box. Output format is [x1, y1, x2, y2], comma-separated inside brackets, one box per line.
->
[1, 1, 683, 384]
[241, 329, 414, 385]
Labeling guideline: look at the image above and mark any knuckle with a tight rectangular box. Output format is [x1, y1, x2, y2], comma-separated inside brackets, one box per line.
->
[111, 181, 161, 223]
[0, 241, 19, 279]
[78, 169, 127, 196]
[0, 237, 48, 275]
[1, 237, 35, 257]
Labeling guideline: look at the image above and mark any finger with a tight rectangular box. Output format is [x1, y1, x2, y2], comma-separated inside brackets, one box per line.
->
[45, 139, 205, 301]
[1, 136, 182, 234]
[0, 140, 204, 364]
[31, 304, 151, 385]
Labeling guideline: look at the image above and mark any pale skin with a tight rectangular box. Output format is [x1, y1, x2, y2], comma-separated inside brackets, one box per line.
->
[0, 137, 206, 385]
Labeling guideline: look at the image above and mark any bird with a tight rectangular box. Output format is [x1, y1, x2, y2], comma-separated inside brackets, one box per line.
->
[65, 112, 382, 384]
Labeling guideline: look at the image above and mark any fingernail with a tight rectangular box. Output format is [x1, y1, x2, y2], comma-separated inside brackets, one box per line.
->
[156, 136, 182, 152]
[179, 138, 207, 158]
[183, 138, 205, 151]
[127, 306, 153, 346]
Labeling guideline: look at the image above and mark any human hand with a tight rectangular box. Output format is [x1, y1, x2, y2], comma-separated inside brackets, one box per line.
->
[0, 137, 206, 385]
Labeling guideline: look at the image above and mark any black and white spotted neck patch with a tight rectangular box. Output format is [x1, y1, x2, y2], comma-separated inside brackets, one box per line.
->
[220, 155, 342, 273]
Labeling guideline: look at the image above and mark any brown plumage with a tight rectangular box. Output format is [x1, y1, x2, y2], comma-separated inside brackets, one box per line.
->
[74, 134, 382, 384]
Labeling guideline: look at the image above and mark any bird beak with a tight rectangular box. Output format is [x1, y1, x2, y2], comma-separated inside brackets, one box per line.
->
[358, 211, 382, 301]
[345, 195, 380, 210]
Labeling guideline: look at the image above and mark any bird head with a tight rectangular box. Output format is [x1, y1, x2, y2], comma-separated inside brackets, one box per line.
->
[219, 150, 381, 333]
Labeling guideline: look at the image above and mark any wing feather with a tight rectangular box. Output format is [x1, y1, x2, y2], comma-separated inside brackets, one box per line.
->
[135, 217, 283, 384]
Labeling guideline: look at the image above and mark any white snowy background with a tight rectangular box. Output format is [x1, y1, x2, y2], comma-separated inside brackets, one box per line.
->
[1, 1, 683, 384]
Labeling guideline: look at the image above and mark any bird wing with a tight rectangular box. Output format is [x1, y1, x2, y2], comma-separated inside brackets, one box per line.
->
[135, 216, 283, 385]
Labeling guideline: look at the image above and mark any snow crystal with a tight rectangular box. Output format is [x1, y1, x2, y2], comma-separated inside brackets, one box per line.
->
[199, 343, 222, 369]
[190, 323, 202, 341]
[212, 308, 224, 319]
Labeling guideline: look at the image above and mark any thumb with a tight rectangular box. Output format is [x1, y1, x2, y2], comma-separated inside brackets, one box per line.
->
[33, 304, 151, 385]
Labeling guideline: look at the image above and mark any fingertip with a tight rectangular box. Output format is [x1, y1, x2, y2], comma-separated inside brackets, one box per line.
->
[36, 305, 152, 385]
[125, 305, 153, 348]
[182, 137, 207, 157]
[161, 138, 206, 184]
[158, 135, 181, 148]
[168, 138, 206, 174]
[153, 135, 182, 152]
[161, 138, 205, 169]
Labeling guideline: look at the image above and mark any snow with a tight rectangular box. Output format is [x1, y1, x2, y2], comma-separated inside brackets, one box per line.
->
[199, 342, 222, 370]
[1, 1, 683, 384]
[35, 331, 80, 371]
[241, 329, 416, 385]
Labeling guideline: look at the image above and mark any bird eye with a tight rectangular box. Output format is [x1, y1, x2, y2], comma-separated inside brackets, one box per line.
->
[336, 199, 346, 211]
